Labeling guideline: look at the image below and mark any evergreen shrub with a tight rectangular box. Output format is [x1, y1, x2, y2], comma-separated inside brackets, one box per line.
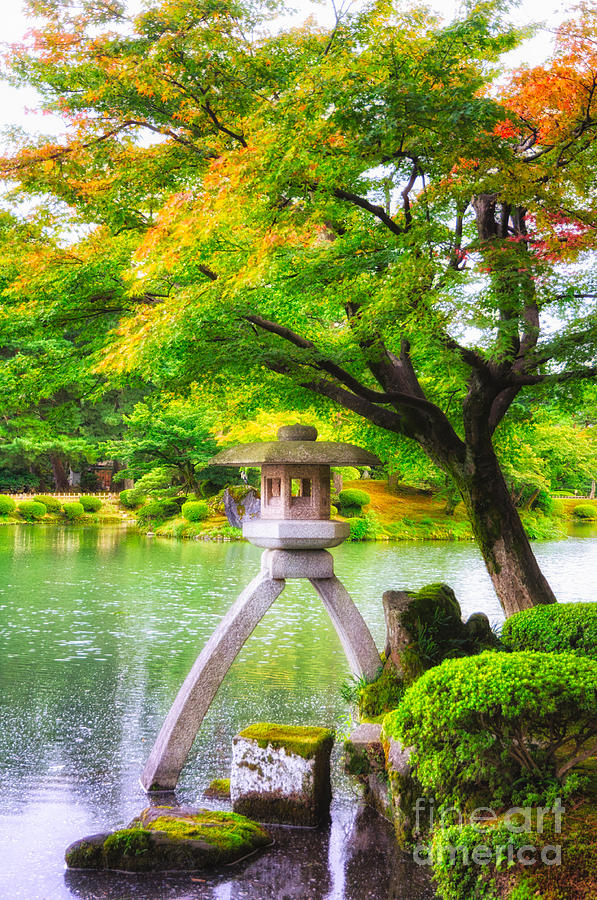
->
[501, 602, 597, 659]
[0, 495, 16, 514]
[119, 488, 143, 509]
[573, 502, 597, 519]
[33, 495, 61, 512]
[62, 501, 85, 520]
[79, 495, 102, 512]
[383, 651, 597, 807]
[337, 488, 371, 512]
[181, 500, 208, 522]
[137, 499, 179, 521]
[18, 500, 47, 520]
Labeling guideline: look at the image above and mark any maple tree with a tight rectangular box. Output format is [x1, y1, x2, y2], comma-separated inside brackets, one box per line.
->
[2, 0, 597, 615]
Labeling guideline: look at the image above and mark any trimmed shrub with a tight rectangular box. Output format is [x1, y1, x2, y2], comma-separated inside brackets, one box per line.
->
[137, 499, 179, 521]
[501, 602, 597, 659]
[18, 500, 47, 521]
[573, 502, 597, 520]
[0, 494, 16, 515]
[337, 488, 371, 512]
[79, 495, 102, 512]
[348, 513, 384, 541]
[33, 495, 61, 513]
[181, 500, 208, 522]
[119, 488, 144, 509]
[62, 501, 85, 521]
[383, 651, 597, 807]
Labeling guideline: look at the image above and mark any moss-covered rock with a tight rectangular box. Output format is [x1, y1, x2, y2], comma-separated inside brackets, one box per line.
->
[65, 806, 271, 873]
[383, 583, 499, 684]
[357, 666, 405, 720]
[204, 778, 231, 799]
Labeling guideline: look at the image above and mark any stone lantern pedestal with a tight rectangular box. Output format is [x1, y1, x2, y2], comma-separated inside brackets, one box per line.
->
[141, 425, 381, 793]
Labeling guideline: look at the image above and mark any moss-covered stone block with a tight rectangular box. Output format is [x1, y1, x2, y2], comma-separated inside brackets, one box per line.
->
[204, 777, 231, 799]
[65, 806, 272, 873]
[231, 722, 334, 827]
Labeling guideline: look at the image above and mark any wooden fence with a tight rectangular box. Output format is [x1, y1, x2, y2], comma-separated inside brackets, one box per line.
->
[8, 492, 120, 501]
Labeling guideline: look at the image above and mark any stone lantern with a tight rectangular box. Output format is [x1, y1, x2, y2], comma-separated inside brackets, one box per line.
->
[141, 425, 382, 793]
[211, 423, 380, 549]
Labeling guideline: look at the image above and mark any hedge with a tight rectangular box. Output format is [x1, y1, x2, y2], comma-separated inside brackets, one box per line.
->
[119, 488, 144, 509]
[0, 494, 16, 515]
[337, 489, 371, 512]
[79, 495, 102, 512]
[573, 502, 597, 520]
[137, 499, 179, 521]
[501, 602, 597, 659]
[181, 500, 209, 522]
[33, 495, 61, 513]
[18, 500, 47, 521]
[383, 651, 597, 807]
[62, 501, 85, 520]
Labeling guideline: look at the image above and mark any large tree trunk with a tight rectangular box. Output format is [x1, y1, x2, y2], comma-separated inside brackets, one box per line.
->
[454, 442, 557, 618]
[49, 453, 69, 491]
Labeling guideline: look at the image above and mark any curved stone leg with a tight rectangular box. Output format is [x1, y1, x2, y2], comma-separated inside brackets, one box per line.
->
[141, 571, 286, 792]
[309, 576, 380, 680]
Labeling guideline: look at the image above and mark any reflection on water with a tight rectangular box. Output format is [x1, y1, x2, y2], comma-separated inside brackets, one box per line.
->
[1, 525, 595, 899]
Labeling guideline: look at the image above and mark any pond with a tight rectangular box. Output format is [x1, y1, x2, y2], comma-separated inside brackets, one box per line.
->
[1, 526, 595, 900]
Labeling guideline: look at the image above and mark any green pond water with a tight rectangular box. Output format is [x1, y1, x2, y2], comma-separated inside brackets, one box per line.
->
[0, 525, 595, 899]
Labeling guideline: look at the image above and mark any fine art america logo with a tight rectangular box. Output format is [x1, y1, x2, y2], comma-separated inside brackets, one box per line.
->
[412, 798, 564, 867]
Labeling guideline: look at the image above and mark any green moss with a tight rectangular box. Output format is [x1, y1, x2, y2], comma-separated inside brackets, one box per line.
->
[204, 777, 231, 799]
[238, 723, 334, 759]
[64, 834, 107, 869]
[145, 810, 267, 855]
[397, 583, 499, 683]
[358, 667, 405, 719]
[103, 827, 152, 864]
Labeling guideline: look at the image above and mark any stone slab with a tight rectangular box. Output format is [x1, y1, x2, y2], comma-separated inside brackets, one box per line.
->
[243, 518, 350, 549]
[347, 723, 383, 749]
[231, 723, 334, 827]
[261, 549, 334, 579]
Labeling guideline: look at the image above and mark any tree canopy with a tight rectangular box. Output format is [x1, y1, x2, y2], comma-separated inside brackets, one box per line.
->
[2, 0, 597, 614]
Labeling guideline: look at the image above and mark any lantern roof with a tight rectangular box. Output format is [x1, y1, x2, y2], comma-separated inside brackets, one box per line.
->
[209, 424, 381, 467]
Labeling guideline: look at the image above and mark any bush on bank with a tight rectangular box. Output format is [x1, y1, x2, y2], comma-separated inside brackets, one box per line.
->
[119, 488, 144, 509]
[0, 494, 16, 515]
[79, 495, 102, 512]
[501, 603, 597, 659]
[137, 499, 179, 522]
[383, 651, 597, 809]
[18, 500, 47, 521]
[573, 502, 597, 520]
[33, 494, 62, 513]
[337, 488, 371, 517]
[62, 501, 85, 521]
[181, 500, 208, 522]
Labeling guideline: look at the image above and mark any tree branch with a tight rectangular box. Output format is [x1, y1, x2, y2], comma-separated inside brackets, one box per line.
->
[332, 187, 404, 237]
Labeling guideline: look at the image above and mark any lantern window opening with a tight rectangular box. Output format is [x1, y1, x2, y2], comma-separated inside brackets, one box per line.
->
[266, 477, 281, 503]
[291, 478, 312, 501]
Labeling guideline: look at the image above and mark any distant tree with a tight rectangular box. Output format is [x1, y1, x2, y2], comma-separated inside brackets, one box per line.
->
[104, 396, 218, 495]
